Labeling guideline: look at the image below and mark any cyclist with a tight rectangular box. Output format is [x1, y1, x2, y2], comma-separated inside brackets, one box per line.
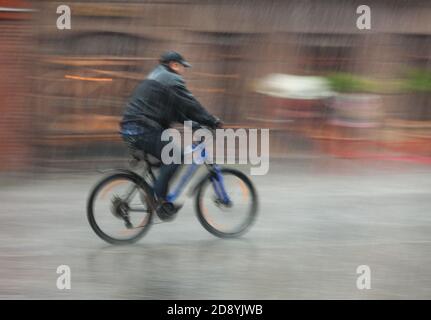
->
[120, 51, 222, 216]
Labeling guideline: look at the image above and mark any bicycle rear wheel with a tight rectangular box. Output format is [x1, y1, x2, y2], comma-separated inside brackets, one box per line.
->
[87, 172, 154, 245]
[195, 168, 258, 238]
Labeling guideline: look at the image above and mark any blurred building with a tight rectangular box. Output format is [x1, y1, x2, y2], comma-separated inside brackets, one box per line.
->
[0, 0, 33, 170]
[1, 0, 430, 171]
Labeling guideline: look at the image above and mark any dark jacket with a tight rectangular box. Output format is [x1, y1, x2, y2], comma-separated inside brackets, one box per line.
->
[120, 64, 218, 133]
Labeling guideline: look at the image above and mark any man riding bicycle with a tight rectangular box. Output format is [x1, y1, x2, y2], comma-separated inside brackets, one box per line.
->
[120, 51, 222, 217]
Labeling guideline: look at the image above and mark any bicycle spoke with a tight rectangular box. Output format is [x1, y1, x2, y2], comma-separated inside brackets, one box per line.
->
[122, 184, 138, 202]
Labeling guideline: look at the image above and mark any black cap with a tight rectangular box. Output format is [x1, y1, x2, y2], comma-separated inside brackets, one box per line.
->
[159, 51, 191, 67]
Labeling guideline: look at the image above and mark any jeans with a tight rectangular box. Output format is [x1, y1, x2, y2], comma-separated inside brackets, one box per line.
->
[122, 129, 182, 200]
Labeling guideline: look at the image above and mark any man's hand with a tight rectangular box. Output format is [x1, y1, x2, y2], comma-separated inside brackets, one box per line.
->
[213, 118, 223, 129]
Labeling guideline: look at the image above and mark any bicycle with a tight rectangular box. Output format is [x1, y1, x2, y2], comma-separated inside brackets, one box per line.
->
[87, 128, 258, 245]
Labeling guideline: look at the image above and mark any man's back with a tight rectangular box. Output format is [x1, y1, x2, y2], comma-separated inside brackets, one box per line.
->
[121, 64, 218, 133]
[121, 78, 174, 130]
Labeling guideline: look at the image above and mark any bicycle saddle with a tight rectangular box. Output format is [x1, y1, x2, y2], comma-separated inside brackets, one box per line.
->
[130, 150, 161, 167]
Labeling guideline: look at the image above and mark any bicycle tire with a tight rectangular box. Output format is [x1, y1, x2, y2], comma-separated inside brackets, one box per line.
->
[195, 168, 258, 238]
[87, 171, 155, 245]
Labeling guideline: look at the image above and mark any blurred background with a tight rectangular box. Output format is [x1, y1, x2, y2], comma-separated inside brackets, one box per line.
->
[1, 0, 431, 299]
[1, 0, 431, 172]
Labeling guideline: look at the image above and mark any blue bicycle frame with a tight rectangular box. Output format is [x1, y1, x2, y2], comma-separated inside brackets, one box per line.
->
[164, 140, 231, 205]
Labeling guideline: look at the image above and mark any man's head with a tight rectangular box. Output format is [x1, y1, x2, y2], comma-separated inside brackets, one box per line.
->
[159, 51, 191, 75]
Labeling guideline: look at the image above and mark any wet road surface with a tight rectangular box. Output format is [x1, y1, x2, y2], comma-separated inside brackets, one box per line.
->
[1, 159, 431, 299]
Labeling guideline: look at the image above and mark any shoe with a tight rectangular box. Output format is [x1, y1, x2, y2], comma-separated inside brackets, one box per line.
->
[156, 201, 183, 221]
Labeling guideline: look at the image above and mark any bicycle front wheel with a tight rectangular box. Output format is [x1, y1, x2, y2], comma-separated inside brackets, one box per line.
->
[195, 168, 258, 238]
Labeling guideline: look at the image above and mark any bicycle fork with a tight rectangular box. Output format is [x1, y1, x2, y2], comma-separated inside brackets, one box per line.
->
[210, 165, 232, 206]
